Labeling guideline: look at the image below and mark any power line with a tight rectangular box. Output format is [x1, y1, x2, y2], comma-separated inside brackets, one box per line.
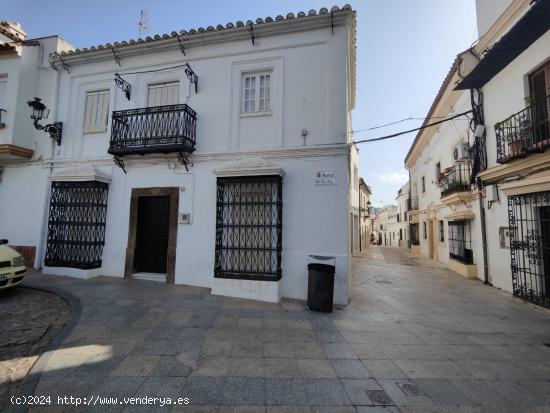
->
[351, 114, 470, 133]
[352, 111, 473, 144]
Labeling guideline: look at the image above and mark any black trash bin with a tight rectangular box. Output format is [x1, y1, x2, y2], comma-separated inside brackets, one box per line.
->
[307, 257, 335, 312]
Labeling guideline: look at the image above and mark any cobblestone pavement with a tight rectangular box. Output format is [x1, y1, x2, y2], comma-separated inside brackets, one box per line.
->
[18, 246, 550, 412]
[0, 287, 69, 411]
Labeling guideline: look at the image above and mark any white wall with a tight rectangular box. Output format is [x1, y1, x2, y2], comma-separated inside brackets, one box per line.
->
[0, 17, 354, 304]
[479, 29, 550, 292]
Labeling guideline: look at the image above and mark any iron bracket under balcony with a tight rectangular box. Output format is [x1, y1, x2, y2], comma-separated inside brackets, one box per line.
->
[108, 104, 197, 173]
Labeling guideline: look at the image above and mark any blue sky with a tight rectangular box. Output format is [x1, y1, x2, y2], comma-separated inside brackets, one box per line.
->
[4, 0, 477, 206]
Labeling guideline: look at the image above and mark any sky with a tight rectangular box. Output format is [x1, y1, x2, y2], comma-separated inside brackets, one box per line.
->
[4, 0, 478, 207]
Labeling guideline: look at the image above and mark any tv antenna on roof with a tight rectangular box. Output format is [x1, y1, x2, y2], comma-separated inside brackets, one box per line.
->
[138, 9, 150, 39]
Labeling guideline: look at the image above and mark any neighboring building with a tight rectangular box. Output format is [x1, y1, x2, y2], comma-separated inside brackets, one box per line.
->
[456, 0, 550, 307]
[358, 178, 373, 250]
[0, 6, 358, 304]
[404, 57, 481, 279]
[373, 205, 398, 247]
[394, 183, 410, 248]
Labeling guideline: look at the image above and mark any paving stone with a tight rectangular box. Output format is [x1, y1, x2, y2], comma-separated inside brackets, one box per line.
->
[297, 358, 337, 378]
[303, 379, 352, 406]
[322, 343, 358, 359]
[361, 360, 408, 379]
[412, 379, 476, 406]
[376, 379, 434, 407]
[265, 379, 309, 405]
[151, 356, 192, 377]
[330, 359, 372, 378]
[111, 355, 160, 377]
[220, 378, 266, 405]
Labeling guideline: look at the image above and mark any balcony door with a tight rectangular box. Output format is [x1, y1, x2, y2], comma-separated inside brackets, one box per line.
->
[147, 81, 180, 107]
[529, 63, 550, 143]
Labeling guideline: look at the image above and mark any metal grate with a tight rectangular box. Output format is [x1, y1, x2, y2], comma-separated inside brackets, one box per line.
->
[108, 104, 197, 156]
[45, 181, 109, 269]
[214, 175, 282, 281]
[508, 191, 550, 307]
[448, 220, 474, 264]
[496, 95, 550, 164]
[440, 163, 471, 198]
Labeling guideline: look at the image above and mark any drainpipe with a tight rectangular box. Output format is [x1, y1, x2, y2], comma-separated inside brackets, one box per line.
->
[479, 195, 490, 285]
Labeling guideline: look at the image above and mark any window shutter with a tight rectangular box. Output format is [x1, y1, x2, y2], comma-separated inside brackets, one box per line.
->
[83, 90, 110, 133]
[147, 81, 180, 107]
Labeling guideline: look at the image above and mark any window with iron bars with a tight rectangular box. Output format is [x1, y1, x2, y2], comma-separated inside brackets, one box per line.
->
[448, 220, 473, 264]
[508, 191, 550, 308]
[45, 181, 109, 269]
[215, 175, 282, 281]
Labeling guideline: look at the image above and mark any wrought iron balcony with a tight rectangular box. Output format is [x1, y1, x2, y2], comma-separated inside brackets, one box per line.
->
[495, 95, 550, 163]
[440, 163, 471, 198]
[108, 104, 197, 156]
[407, 196, 418, 211]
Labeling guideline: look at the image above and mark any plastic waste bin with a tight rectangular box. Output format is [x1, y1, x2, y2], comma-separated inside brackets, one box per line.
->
[307, 255, 335, 312]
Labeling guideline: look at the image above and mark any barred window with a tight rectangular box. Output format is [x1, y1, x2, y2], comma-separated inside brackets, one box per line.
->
[508, 191, 550, 307]
[438, 220, 445, 242]
[215, 176, 282, 281]
[45, 181, 109, 269]
[448, 220, 473, 264]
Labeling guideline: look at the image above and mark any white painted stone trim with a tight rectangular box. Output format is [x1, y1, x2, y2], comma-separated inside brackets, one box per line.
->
[213, 157, 285, 177]
[49, 165, 112, 183]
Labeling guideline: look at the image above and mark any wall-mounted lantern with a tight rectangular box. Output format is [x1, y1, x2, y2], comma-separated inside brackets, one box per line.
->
[26, 97, 62, 145]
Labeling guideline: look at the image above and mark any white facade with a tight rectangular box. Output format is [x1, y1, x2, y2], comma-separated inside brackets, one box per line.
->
[394, 183, 410, 248]
[373, 205, 398, 247]
[463, 0, 550, 294]
[0, 7, 358, 304]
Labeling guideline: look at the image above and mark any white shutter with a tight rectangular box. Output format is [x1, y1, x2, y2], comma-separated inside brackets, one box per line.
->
[147, 81, 180, 107]
[83, 90, 110, 133]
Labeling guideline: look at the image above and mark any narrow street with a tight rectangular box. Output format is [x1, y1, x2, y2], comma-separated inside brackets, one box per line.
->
[11, 246, 550, 412]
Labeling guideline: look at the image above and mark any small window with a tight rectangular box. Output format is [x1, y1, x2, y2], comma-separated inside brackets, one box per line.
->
[242, 72, 271, 114]
[438, 220, 445, 242]
[423, 221, 427, 239]
[421, 177, 426, 193]
[83, 90, 110, 133]
[147, 81, 180, 107]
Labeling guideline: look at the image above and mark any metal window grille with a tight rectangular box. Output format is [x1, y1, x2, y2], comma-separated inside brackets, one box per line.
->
[508, 191, 550, 307]
[410, 223, 419, 245]
[215, 175, 282, 281]
[45, 181, 109, 269]
[438, 220, 445, 242]
[448, 220, 473, 264]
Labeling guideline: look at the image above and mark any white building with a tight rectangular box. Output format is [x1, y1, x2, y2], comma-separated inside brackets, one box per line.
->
[0, 6, 358, 304]
[404, 58, 481, 279]
[394, 183, 410, 248]
[373, 205, 398, 247]
[358, 177, 373, 250]
[456, 0, 550, 307]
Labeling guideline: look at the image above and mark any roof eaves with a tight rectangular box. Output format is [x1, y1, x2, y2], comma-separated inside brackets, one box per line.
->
[49, 5, 354, 61]
[404, 55, 461, 167]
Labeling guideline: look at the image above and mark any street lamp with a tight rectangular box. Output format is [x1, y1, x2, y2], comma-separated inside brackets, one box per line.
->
[26, 97, 62, 145]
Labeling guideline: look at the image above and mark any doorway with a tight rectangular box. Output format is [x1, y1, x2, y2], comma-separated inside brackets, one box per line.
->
[135, 196, 170, 273]
[125, 187, 179, 283]
[540, 206, 550, 299]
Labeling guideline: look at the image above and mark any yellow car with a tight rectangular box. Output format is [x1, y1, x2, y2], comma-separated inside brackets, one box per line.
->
[0, 239, 26, 290]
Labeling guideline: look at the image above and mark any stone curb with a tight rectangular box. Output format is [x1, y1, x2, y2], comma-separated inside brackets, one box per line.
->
[8, 282, 82, 413]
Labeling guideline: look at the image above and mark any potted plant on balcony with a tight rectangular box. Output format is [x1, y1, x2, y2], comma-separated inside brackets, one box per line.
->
[501, 119, 524, 157]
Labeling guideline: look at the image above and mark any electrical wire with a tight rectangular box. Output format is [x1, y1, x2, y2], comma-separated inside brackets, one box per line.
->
[352, 111, 473, 144]
[351, 114, 471, 133]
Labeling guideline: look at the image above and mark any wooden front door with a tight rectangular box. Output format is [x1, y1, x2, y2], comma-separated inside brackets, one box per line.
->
[134, 195, 170, 273]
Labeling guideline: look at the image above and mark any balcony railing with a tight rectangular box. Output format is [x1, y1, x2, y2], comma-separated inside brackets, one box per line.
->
[108, 104, 197, 156]
[440, 163, 471, 198]
[407, 196, 418, 211]
[495, 95, 550, 163]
